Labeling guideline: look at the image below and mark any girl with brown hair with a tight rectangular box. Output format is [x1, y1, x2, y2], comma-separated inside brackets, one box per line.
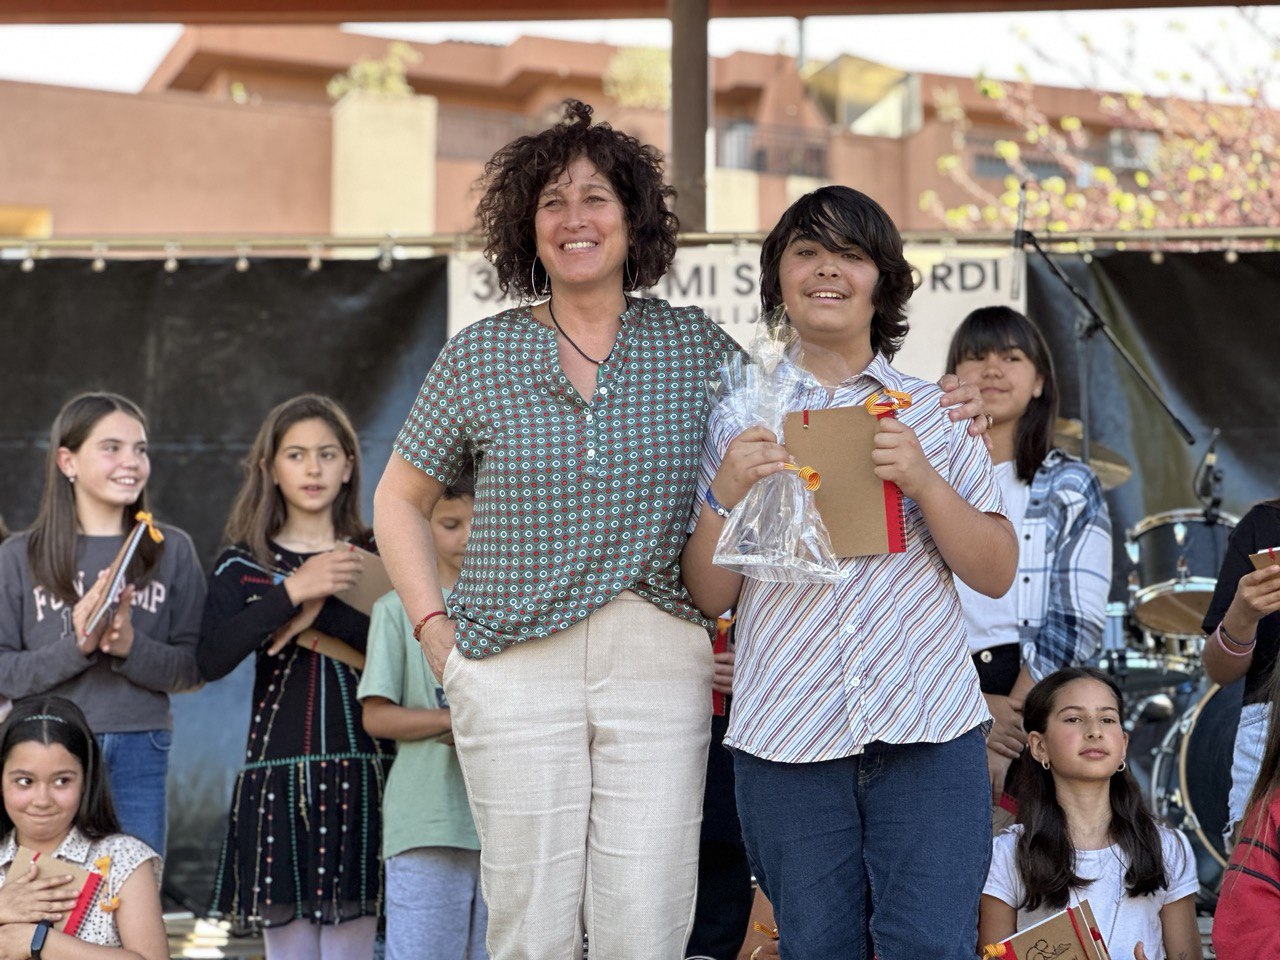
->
[198, 394, 388, 960]
[0, 392, 205, 858]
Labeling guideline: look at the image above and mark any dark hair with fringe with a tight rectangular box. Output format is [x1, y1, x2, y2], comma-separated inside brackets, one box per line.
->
[224, 395, 369, 568]
[759, 185, 914, 361]
[28, 393, 164, 604]
[1, 696, 120, 841]
[1015, 666, 1172, 911]
[945, 306, 1058, 483]
[475, 99, 678, 301]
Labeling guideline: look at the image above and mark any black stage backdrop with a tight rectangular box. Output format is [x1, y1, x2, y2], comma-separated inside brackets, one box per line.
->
[0, 256, 447, 910]
[1027, 251, 1280, 601]
[1, 251, 1276, 910]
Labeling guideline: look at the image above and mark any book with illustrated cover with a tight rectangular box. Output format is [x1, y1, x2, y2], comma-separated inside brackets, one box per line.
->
[782, 405, 906, 557]
[10, 846, 103, 937]
[981, 899, 1111, 960]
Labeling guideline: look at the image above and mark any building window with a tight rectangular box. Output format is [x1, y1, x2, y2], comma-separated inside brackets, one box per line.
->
[1108, 128, 1160, 171]
[436, 105, 542, 162]
[714, 119, 828, 179]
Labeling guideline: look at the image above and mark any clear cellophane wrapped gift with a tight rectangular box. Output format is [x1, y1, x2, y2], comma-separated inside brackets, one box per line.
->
[707, 320, 843, 584]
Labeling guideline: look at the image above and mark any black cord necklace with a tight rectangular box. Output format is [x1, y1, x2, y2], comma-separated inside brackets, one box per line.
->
[547, 297, 620, 366]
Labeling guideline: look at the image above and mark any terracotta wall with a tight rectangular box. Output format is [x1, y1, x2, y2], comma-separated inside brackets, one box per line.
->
[0, 80, 331, 235]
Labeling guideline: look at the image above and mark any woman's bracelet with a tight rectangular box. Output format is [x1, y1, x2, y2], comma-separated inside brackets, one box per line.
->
[413, 610, 447, 643]
[1216, 623, 1257, 656]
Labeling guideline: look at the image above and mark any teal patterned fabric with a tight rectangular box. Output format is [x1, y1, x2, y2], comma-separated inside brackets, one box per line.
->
[394, 297, 738, 658]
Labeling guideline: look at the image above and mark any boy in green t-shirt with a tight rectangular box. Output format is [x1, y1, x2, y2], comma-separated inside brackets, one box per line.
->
[359, 477, 486, 959]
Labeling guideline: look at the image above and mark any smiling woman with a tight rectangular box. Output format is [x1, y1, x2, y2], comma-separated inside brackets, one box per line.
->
[374, 100, 739, 960]
[374, 110, 992, 960]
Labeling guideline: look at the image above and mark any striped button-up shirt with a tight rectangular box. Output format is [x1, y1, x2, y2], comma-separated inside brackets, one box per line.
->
[698, 353, 1005, 763]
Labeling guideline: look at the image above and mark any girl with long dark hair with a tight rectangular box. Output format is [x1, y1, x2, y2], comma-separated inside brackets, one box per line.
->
[980, 667, 1200, 960]
[946, 307, 1111, 819]
[0, 393, 205, 857]
[198, 394, 388, 959]
[0, 695, 167, 957]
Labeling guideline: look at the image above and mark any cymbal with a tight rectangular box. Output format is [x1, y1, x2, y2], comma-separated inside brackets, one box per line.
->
[1053, 419, 1132, 490]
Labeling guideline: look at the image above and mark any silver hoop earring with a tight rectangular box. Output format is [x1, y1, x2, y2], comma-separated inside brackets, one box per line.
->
[530, 257, 550, 299]
[624, 254, 638, 291]
[1040, 759, 1050, 771]
[1117, 760, 1126, 773]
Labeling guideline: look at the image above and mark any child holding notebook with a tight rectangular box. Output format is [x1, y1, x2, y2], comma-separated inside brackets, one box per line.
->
[681, 185, 1017, 959]
[0, 393, 204, 858]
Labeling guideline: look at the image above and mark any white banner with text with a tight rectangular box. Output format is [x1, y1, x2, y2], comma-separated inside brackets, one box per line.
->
[448, 244, 1024, 381]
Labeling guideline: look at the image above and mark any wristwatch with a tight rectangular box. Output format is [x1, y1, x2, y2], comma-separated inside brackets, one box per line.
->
[31, 920, 53, 959]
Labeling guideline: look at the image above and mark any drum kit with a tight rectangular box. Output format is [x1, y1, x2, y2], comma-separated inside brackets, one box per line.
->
[1065, 418, 1239, 907]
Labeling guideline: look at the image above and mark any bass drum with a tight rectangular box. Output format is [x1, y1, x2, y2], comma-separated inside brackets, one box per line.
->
[1149, 679, 1244, 909]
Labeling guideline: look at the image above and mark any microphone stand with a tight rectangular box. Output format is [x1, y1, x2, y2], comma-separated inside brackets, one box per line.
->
[1018, 230, 1195, 461]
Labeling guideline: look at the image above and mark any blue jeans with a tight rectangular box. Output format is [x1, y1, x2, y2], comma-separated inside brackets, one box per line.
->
[734, 727, 990, 960]
[97, 729, 171, 858]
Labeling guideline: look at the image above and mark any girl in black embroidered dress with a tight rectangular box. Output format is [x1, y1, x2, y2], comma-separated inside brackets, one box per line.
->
[198, 395, 388, 959]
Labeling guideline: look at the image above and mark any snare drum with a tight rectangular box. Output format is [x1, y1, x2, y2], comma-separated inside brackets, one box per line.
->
[1093, 602, 1198, 695]
[1149, 680, 1244, 907]
[1126, 508, 1238, 644]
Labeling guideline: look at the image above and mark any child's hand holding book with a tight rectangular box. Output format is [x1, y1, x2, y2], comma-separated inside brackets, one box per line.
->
[72, 573, 136, 657]
[0, 858, 79, 925]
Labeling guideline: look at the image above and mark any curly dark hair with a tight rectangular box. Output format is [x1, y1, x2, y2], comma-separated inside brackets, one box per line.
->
[475, 99, 678, 301]
[759, 185, 914, 360]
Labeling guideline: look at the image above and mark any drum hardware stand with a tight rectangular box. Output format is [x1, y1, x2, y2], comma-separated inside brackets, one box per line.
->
[1015, 225, 1196, 459]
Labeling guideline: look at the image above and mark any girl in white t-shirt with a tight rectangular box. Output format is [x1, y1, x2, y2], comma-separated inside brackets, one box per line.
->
[947, 307, 1111, 812]
[979, 667, 1201, 960]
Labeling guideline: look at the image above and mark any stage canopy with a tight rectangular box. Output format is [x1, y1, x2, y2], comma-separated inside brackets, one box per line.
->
[0, 0, 1249, 23]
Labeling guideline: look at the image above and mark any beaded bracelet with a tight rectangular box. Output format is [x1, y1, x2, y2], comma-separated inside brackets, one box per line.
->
[1216, 623, 1257, 656]
[413, 610, 446, 643]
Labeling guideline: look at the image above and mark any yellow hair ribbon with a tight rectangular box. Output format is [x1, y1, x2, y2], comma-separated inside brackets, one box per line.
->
[134, 511, 165, 544]
[863, 390, 913, 416]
